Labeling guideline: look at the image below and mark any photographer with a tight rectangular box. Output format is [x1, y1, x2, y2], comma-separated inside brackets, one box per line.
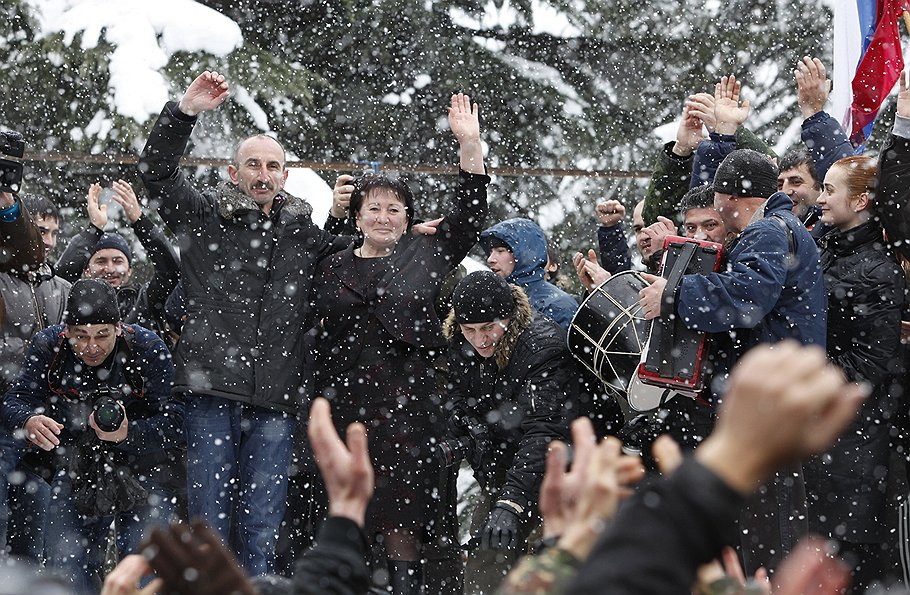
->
[0, 278, 182, 593]
[441, 271, 575, 594]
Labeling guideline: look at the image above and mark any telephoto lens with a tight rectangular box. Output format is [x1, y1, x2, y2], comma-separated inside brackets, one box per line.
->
[94, 397, 125, 433]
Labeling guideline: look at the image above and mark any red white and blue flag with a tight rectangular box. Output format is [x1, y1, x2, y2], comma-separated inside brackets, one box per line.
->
[832, 0, 910, 147]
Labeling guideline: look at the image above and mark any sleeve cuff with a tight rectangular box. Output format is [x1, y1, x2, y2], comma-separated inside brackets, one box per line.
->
[0, 200, 20, 222]
[894, 114, 910, 140]
[801, 110, 829, 128]
[165, 101, 199, 124]
[317, 516, 368, 554]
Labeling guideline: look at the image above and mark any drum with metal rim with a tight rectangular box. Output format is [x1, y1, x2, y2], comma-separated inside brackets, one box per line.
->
[567, 271, 649, 396]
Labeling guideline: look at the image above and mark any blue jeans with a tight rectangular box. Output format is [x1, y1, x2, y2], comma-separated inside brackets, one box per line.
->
[44, 467, 175, 594]
[0, 427, 49, 562]
[184, 395, 295, 576]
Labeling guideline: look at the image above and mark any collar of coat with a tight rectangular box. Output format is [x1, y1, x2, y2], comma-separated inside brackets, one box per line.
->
[442, 285, 533, 370]
[215, 181, 313, 221]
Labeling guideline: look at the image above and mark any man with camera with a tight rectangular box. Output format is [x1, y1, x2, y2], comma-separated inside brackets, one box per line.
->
[1, 278, 182, 592]
[441, 271, 575, 594]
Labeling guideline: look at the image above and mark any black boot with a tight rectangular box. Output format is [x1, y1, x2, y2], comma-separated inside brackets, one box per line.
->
[387, 560, 424, 595]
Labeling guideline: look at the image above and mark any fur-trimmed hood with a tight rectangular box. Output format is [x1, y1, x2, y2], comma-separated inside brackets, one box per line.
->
[214, 180, 313, 221]
[443, 284, 533, 370]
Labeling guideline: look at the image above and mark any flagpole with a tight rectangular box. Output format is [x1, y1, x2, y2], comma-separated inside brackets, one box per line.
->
[904, 10, 910, 33]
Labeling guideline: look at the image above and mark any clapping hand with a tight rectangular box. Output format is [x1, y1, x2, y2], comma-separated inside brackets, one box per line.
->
[714, 75, 750, 135]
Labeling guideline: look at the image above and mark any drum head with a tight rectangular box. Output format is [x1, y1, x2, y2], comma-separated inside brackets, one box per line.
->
[567, 271, 650, 394]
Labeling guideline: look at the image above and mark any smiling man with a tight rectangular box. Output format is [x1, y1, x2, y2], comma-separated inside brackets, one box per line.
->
[442, 270, 574, 593]
[138, 70, 353, 576]
[55, 180, 180, 339]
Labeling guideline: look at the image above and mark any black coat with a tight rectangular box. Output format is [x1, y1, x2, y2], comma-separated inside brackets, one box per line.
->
[805, 220, 905, 542]
[139, 102, 350, 413]
[877, 127, 910, 261]
[310, 170, 489, 376]
[443, 291, 575, 511]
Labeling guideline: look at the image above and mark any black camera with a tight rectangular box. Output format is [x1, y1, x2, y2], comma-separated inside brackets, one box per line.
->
[438, 411, 491, 468]
[92, 386, 125, 433]
[0, 131, 25, 194]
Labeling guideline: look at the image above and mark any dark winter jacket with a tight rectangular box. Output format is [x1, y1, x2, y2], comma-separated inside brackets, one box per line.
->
[292, 516, 370, 595]
[804, 222, 905, 543]
[310, 170, 489, 376]
[0, 199, 45, 327]
[801, 111, 854, 187]
[0, 323, 181, 474]
[568, 458, 743, 594]
[675, 191, 827, 352]
[442, 287, 575, 511]
[876, 114, 910, 262]
[0, 263, 71, 394]
[642, 141, 693, 226]
[55, 216, 180, 337]
[691, 127, 778, 191]
[480, 218, 578, 331]
[596, 223, 633, 274]
[138, 101, 350, 413]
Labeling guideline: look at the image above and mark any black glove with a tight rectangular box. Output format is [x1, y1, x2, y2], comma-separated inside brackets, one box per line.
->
[479, 503, 522, 550]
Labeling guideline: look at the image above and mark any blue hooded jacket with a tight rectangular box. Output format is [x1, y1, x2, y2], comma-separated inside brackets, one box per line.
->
[676, 192, 827, 352]
[480, 218, 579, 330]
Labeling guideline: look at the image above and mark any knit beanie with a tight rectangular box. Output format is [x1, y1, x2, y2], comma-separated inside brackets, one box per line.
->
[452, 271, 515, 324]
[92, 233, 132, 264]
[714, 149, 779, 199]
[65, 278, 120, 325]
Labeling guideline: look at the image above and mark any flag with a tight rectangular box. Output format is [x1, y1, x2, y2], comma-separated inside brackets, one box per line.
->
[832, 0, 910, 148]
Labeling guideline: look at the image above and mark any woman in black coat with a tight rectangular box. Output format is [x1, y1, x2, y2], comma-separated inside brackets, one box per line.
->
[308, 93, 488, 593]
[806, 154, 905, 592]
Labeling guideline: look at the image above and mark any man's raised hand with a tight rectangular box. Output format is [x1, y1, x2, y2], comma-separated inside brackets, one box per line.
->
[898, 70, 910, 119]
[178, 71, 230, 117]
[596, 200, 625, 227]
[111, 180, 143, 224]
[795, 57, 831, 119]
[87, 182, 108, 230]
[696, 341, 866, 495]
[713, 75, 750, 135]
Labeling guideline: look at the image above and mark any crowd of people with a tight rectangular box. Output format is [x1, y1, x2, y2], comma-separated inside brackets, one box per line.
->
[0, 55, 909, 595]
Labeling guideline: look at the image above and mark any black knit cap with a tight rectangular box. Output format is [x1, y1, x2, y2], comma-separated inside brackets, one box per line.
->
[452, 271, 516, 324]
[714, 149, 779, 199]
[92, 233, 132, 264]
[65, 278, 120, 325]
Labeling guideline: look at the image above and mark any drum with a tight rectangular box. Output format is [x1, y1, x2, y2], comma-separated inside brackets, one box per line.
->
[567, 271, 649, 395]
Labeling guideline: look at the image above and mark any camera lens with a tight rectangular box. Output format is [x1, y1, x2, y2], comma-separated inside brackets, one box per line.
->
[94, 398, 124, 433]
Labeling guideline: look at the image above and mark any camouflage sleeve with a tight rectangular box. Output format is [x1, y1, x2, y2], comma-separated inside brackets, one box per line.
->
[494, 547, 582, 595]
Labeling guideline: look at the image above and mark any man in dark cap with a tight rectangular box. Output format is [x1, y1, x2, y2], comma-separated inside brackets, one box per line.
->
[441, 271, 575, 594]
[638, 148, 826, 575]
[0, 278, 182, 592]
[55, 181, 179, 338]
